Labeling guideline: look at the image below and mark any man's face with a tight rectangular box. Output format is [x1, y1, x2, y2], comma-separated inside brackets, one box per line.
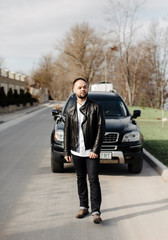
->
[73, 80, 88, 100]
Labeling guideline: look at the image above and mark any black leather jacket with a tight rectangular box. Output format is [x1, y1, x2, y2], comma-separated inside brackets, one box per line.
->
[64, 97, 105, 156]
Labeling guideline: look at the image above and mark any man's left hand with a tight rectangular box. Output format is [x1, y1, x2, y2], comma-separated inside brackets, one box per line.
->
[89, 152, 98, 159]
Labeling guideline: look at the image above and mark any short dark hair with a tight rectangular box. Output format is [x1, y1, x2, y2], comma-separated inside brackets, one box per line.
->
[72, 78, 87, 86]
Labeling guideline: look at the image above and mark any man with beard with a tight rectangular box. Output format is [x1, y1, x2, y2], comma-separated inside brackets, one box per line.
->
[64, 78, 105, 224]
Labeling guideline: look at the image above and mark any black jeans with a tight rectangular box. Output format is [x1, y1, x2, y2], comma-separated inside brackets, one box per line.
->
[72, 154, 102, 214]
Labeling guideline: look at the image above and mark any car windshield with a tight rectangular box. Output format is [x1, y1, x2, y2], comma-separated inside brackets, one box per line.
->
[95, 99, 128, 117]
[63, 94, 128, 117]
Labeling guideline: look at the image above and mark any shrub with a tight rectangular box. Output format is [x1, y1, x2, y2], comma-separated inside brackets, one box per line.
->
[13, 89, 20, 106]
[19, 89, 26, 106]
[25, 89, 33, 106]
[7, 88, 15, 105]
[0, 87, 7, 107]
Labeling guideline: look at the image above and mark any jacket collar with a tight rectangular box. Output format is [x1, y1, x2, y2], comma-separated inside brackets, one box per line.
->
[69, 97, 90, 113]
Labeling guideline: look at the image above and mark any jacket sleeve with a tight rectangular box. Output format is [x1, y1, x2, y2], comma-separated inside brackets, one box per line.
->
[91, 105, 105, 154]
[64, 111, 71, 156]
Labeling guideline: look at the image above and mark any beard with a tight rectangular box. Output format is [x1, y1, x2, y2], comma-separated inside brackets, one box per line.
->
[78, 92, 88, 99]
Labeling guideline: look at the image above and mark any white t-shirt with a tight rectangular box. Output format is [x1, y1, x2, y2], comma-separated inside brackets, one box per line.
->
[71, 101, 91, 157]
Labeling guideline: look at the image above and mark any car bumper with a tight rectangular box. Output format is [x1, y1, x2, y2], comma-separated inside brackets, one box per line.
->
[100, 142, 143, 164]
[100, 150, 142, 164]
[51, 142, 143, 165]
[100, 151, 125, 164]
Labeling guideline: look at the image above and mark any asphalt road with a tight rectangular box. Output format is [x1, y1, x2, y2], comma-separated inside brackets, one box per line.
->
[0, 106, 168, 240]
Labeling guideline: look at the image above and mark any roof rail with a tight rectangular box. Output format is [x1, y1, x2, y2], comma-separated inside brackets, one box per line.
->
[110, 89, 117, 93]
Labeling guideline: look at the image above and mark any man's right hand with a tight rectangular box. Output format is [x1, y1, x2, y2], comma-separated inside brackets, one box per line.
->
[64, 156, 72, 162]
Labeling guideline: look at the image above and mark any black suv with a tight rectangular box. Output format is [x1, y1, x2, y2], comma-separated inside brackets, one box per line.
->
[51, 91, 143, 173]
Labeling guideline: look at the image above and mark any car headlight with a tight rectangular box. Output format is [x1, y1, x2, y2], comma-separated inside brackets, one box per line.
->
[54, 130, 64, 141]
[122, 131, 140, 142]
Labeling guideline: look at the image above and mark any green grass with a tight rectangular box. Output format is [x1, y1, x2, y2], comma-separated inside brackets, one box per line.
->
[128, 106, 168, 167]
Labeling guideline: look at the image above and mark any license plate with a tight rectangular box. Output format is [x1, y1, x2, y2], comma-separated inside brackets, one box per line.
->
[100, 152, 112, 159]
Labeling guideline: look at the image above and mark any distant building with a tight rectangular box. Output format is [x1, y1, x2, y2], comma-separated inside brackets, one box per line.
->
[0, 68, 25, 94]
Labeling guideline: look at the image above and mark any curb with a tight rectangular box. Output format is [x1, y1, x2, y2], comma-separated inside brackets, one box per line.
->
[143, 149, 168, 181]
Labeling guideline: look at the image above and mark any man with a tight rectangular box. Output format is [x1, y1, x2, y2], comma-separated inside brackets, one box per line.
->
[64, 78, 105, 224]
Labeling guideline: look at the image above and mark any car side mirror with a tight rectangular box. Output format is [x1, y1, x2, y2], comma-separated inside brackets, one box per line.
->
[132, 110, 141, 119]
[51, 108, 62, 120]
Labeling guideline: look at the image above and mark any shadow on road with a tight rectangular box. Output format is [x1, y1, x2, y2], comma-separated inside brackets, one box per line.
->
[61, 160, 159, 178]
[102, 198, 168, 226]
[36, 159, 158, 178]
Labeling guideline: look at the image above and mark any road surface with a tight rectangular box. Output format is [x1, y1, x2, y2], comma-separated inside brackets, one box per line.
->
[0, 105, 168, 240]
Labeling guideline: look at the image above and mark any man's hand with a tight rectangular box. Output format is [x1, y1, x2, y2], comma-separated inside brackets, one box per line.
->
[64, 156, 72, 162]
[89, 152, 98, 159]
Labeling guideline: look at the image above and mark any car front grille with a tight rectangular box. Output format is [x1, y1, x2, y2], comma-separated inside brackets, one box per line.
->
[103, 132, 119, 143]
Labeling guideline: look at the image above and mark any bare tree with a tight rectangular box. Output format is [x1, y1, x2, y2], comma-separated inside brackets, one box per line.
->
[104, 0, 145, 105]
[146, 19, 168, 109]
[56, 22, 106, 85]
[53, 54, 72, 100]
[31, 23, 107, 100]
[31, 54, 56, 97]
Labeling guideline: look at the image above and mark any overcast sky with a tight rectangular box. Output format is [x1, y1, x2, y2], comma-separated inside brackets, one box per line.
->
[0, 0, 168, 74]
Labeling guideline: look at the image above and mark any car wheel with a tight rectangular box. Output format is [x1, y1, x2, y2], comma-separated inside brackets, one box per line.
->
[128, 154, 143, 174]
[51, 151, 64, 173]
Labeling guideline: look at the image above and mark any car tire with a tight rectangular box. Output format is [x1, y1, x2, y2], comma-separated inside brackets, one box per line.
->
[128, 154, 143, 174]
[51, 151, 64, 173]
